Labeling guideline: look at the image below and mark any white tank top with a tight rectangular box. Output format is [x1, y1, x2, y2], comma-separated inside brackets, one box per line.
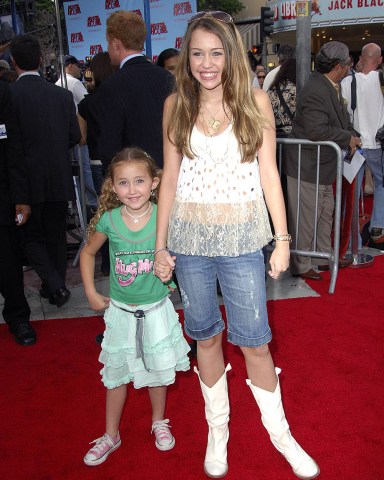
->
[168, 125, 272, 257]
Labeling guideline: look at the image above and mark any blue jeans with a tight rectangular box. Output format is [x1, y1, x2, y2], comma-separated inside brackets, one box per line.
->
[172, 250, 272, 347]
[90, 163, 104, 196]
[74, 145, 97, 207]
[362, 148, 384, 230]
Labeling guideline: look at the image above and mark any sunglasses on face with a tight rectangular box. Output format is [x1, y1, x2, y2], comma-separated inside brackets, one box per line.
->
[187, 10, 233, 24]
[257, 75, 266, 79]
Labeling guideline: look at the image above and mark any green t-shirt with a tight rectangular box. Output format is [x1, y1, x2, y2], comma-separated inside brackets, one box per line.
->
[96, 204, 174, 305]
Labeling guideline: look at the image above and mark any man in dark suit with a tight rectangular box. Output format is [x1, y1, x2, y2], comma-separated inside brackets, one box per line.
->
[90, 11, 174, 345]
[285, 41, 361, 280]
[0, 80, 36, 345]
[95, 10, 174, 170]
[9, 35, 81, 307]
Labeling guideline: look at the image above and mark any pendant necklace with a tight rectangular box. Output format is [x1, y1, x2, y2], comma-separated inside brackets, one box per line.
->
[201, 118, 230, 165]
[200, 103, 223, 132]
[124, 203, 151, 223]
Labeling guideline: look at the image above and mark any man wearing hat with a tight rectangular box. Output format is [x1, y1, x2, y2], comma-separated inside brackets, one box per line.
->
[285, 41, 360, 280]
[56, 55, 87, 107]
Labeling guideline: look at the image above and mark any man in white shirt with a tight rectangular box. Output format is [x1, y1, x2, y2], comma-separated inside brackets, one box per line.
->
[341, 43, 384, 247]
[56, 55, 87, 108]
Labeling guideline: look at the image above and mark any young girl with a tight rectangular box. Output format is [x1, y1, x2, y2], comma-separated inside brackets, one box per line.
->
[80, 147, 190, 466]
[154, 11, 319, 480]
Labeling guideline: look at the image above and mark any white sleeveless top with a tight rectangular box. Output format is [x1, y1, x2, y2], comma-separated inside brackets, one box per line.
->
[168, 124, 272, 257]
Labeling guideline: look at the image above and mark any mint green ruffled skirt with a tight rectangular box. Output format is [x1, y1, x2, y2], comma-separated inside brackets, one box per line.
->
[99, 297, 190, 389]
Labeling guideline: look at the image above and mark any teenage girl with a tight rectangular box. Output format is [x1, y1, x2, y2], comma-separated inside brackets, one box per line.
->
[80, 147, 190, 466]
[154, 11, 319, 480]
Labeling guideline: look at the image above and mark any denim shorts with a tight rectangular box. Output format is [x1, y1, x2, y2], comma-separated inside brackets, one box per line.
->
[172, 250, 272, 347]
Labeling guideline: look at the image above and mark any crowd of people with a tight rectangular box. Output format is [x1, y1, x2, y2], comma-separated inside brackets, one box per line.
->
[1, 8, 383, 480]
[265, 41, 384, 280]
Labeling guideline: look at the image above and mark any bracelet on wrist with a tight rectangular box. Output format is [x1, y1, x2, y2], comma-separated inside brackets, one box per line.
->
[273, 234, 292, 243]
[154, 247, 168, 257]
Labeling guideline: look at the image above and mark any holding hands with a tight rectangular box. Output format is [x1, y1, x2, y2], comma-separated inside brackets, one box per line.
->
[154, 250, 176, 283]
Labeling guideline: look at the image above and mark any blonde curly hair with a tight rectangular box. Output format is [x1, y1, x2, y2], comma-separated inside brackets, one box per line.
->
[87, 147, 161, 239]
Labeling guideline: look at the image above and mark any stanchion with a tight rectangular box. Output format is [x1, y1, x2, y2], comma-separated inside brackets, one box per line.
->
[345, 172, 374, 268]
[72, 145, 88, 267]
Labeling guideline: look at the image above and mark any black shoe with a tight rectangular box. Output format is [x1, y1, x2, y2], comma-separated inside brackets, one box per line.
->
[10, 323, 36, 346]
[95, 333, 104, 345]
[369, 228, 384, 250]
[39, 287, 49, 299]
[51, 287, 71, 308]
[370, 227, 383, 240]
[40, 287, 56, 304]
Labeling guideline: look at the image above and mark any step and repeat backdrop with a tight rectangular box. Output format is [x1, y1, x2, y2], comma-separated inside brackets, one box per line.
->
[63, 0, 197, 62]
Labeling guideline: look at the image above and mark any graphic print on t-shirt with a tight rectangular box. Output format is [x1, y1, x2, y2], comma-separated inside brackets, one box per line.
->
[114, 249, 154, 287]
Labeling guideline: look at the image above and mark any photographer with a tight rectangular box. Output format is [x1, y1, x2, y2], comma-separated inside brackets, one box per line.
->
[341, 43, 384, 248]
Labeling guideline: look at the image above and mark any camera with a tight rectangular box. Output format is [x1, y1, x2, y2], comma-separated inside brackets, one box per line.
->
[84, 56, 92, 69]
[376, 125, 384, 149]
[45, 65, 57, 83]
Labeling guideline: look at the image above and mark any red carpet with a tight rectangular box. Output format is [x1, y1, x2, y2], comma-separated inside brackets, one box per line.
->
[1, 256, 384, 480]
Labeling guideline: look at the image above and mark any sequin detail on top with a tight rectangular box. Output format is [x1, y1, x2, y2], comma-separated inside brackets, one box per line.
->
[168, 125, 272, 257]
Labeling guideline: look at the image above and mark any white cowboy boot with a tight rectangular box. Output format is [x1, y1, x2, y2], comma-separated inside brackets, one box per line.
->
[195, 364, 232, 478]
[246, 368, 320, 480]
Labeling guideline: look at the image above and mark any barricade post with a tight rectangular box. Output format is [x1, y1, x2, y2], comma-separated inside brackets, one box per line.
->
[345, 176, 374, 268]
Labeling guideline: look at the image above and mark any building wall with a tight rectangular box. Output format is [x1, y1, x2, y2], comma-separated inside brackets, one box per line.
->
[234, 0, 262, 22]
[235, 1, 279, 71]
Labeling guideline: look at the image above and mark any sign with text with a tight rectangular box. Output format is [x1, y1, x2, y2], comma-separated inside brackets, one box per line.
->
[268, 0, 384, 31]
[64, 0, 196, 62]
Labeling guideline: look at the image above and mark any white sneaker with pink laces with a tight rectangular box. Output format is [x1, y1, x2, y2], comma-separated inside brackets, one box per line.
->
[151, 419, 175, 451]
[83, 432, 121, 466]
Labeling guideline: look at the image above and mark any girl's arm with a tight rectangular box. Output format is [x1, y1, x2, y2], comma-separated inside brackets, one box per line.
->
[80, 231, 110, 310]
[254, 88, 290, 279]
[155, 94, 182, 283]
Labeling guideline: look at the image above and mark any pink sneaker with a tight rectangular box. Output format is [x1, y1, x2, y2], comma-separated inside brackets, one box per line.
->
[151, 419, 175, 451]
[83, 432, 121, 466]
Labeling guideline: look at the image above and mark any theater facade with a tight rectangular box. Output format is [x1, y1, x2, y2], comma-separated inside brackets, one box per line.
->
[235, 0, 384, 58]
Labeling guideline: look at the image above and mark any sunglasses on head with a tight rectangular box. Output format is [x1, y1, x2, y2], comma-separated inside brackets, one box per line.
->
[188, 10, 233, 24]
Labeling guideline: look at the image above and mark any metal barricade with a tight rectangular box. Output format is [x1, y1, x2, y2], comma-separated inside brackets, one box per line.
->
[276, 138, 343, 294]
[68, 146, 95, 267]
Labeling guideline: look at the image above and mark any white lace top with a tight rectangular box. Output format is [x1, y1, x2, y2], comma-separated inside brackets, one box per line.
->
[168, 125, 272, 257]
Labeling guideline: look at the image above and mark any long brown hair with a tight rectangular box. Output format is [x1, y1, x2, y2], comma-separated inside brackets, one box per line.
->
[168, 15, 268, 163]
[90, 52, 117, 89]
[87, 147, 161, 238]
